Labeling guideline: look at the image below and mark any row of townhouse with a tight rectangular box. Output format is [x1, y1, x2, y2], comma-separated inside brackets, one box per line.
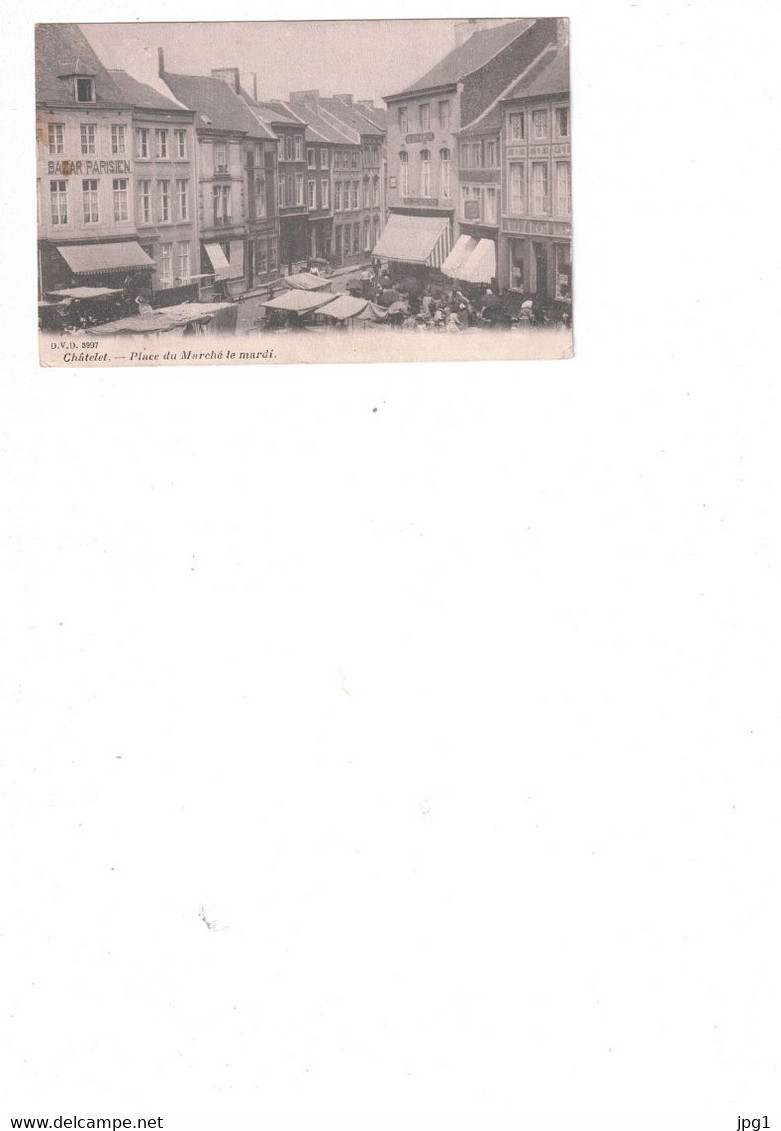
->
[377, 17, 572, 307]
[35, 24, 388, 305]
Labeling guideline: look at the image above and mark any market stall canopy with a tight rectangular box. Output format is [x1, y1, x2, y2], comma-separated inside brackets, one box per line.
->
[46, 286, 123, 300]
[441, 235, 479, 279]
[57, 243, 154, 275]
[92, 302, 235, 336]
[316, 295, 371, 322]
[202, 242, 243, 281]
[356, 301, 389, 322]
[458, 238, 497, 285]
[262, 290, 334, 314]
[372, 214, 452, 267]
[283, 272, 333, 292]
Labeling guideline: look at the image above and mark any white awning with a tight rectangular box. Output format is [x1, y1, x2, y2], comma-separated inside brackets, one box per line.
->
[57, 242, 154, 275]
[459, 239, 497, 284]
[441, 235, 478, 279]
[202, 242, 242, 280]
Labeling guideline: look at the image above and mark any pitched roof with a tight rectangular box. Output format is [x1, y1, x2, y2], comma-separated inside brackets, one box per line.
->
[281, 101, 353, 145]
[387, 19, 535, 99]
[320, 97, 383, 140]
[460, 103, 502, 136]
[353, 103, 388, 131]
[107, 69, 190, 113]
[161, 71, 275, 138]
[503, 43, 569, 101]
[252, 99, 303, 127]
[36, 23, 123, 105]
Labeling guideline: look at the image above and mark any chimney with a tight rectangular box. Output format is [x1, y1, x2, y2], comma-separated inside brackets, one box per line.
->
[211, 67, 240, 93]
[157, 47, 165, 77]
[454, 19, 478, 48]
[358, 99, 374, 110]
[252, 73, 258, 101]
[289, 89, 319, 109]
[335, 94, 353, 105]
[557, 17, 569, 45]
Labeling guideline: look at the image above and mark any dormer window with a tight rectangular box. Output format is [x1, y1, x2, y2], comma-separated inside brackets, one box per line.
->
[76, 77, 95, 103]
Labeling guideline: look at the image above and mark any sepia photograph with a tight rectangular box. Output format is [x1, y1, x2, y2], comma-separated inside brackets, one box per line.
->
[35, 17, 573, 367]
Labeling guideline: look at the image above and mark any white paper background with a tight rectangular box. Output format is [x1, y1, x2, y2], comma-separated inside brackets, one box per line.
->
[2, 2, 780, 1129]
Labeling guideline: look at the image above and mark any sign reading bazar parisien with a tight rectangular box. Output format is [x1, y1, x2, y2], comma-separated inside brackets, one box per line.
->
[47, 159, 132, 176]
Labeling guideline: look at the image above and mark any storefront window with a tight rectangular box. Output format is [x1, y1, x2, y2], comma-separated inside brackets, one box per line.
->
[510, 240, 525, 290]
[555, 243, 572, 300]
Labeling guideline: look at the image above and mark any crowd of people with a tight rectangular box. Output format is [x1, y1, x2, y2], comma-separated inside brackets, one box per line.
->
[344, 262, 572, 333]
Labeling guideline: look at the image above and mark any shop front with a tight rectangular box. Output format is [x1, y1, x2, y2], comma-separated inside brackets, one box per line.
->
[41, 239, 156, 324]
[500, 218, 572, 312]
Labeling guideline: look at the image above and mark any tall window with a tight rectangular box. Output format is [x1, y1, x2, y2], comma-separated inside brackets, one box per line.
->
[75, 77, 95, 103]
[351, 180, 359, 209]
[113, 177, 129, 222]
[555, 162, 571, 216]
[362, 176, 370, 207]
[438, 100, 450, 130]
[213, 184, 231, 224]
[268, 234, 278, 272]
[82, 179, 99, 223]
[509, 162, 525, 213]
[277, 174, 285, 208]
[372, 175, 379, 206]
[47, 123, 65, 155]
[343, 224, 351, 258]
[471, 142, 482, 168]
[320, 149, 329, 168]
[351, 152, 359, 170]
[158, 242, 173, 286]
[155, 129, 168, 158]
[532, 110, 548, 139]
[111, 125, 126, 155]
[461, 184, 481, 220]
[334, 181, 341, 211]
[295, 174, 304, 205]
[177, 178, 189, 220]
[175, 129, 187, 158]
[321, 178, 330, 209]
[508, 112, 525, 141]
[256, 237, 268, 276]
[364, 220, 371, 251]
[176, 241, 191, 282]
[214, 141, 227, 172]
[399, 151, 409, 196]
[484, 186, 497, 224]
[80, 124, 96, 156]
[286, 173, 295, 206]
[294, 136, 303, 161]
[308, 179, 316, 209]
[254, 174, 266, 217]
[398, 106, 408, 135]
[420, 150, 431, 197]
[284, 135, 293, 161]
[138, 179, 151, 223]
[50, 180, 68, 225]
[419, 103, 430, 130]
[307, 148, 315, 168]
[531, 162, 549, 213]
[158, 179, 170, 222]
[460, 143, 471, 169]
[556, 107, 570, 138]
[136, 128, 149, 158]
[440, 149, 451, 198]
[485, 140, 497, 168]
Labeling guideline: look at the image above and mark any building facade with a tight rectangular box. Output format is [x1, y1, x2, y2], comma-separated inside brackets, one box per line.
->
[499, 36, 571, 306]
[250, 100, 310, 273]
[160, 62, 281, 295]
[107, 69, 198, 304]
[320, 97, 385, 268]
[379, 18, 558, 275]
[35, 24, 156, 298]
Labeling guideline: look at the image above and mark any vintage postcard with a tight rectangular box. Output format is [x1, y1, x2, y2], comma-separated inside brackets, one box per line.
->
[36, 18, 573, 368]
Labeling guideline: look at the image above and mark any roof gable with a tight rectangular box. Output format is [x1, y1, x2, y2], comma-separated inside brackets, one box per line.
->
[162, 71, 274, 137]
[387, 19, 535, 99]
[36, 23, 123, 106]
[503, 43, 569, 101]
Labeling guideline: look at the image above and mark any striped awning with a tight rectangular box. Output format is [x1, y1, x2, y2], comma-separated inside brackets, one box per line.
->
[57, 242, 154, 275]
[202, 242, 242, 281]
[372, 214, 452, 267]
